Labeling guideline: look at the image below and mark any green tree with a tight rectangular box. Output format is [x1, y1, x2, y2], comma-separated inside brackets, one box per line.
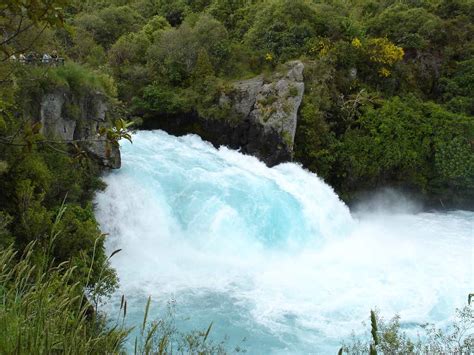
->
[339, 96, 474, 206]
[74, 5, 143, 48]
[368, 4, 444, 49]
[146, 14, 227, 85]
[244, 0, 349, 60]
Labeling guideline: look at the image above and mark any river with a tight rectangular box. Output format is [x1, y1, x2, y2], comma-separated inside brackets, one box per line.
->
[95, 130, 473, 353]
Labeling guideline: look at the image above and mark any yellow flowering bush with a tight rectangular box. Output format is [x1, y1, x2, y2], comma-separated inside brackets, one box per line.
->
[350, 37, 404, 78]
[366, 37, 404, 66]
[378, 67, 391, 77]
[351, 37, 362, 48]
[306, 38, 331, 57]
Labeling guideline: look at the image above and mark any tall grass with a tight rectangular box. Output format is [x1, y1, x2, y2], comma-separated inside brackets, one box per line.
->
[0, 206, 230, 354]
[0, 241, 129, 353]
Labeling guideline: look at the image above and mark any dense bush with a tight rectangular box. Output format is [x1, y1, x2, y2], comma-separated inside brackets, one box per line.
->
[2, 0, 473, 209]
[341, 307, 474, 354]
[244, 0, 348, 61]
[367, 4, 445, 50]
[338, 96, 474, 206]
[74, 5, 144, 48]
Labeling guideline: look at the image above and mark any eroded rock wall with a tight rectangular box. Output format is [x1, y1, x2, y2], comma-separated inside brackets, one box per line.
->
[223, 60, 304, 165]
[39, 90, 120, 168]
[145, 60, 305, 166]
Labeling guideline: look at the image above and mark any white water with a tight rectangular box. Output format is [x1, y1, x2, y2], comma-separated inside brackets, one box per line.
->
[96, 130, 473, 353]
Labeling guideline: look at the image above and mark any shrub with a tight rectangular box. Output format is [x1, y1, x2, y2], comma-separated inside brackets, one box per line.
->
[74, 5, 144, 48]
[341, 307, 474, 354]
[338, 96, 474, 205]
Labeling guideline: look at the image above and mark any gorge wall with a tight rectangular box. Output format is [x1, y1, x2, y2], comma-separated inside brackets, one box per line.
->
[38, 89, 121, 168]
[143, 61, 304, 166]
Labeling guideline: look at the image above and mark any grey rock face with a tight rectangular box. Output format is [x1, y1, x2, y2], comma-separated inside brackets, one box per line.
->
[250, 61, 304, 144]
[40, 94, 76, 141]
[39, 90, 120, 169]
[148, 61, 305, 166]
[220, 60, 305, 165]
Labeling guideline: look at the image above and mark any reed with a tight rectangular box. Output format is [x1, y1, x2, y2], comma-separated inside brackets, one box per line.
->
[0, 242, 129, 353]
[0, 206, 229, 354]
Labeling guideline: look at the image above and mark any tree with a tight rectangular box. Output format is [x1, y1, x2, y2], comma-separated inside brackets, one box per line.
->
[146, 14, 228, 84]
[368, 4, 444, 49]
[339, 96, 474, 206]
[153, 0, 190, 26]
[244, 0, 348, 61]
[0, 0, 67, 60]
[74, 5, 143, 48]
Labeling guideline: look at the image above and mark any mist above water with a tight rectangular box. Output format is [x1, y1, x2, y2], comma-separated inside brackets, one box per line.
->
[96, 130, 473, 353]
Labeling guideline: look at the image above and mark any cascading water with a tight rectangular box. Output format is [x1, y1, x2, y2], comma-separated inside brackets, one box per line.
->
[95, 130, 473, 353]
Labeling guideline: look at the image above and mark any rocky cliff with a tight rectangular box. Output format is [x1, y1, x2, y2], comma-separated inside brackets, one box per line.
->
[39, 89, 121, 168]
[219, 60, 304, 165]
[144, 60, 304, 166]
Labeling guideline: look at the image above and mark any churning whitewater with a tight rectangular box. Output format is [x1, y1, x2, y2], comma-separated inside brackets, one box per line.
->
[95, 130, 473, 353]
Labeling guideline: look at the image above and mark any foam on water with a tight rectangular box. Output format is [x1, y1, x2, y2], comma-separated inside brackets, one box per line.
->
[95, 130, 473, 353]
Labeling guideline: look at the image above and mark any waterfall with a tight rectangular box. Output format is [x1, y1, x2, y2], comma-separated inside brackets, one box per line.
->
[96, 130, 473, 353]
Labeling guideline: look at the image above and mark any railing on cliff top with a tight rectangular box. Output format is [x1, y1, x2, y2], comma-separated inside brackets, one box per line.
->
[10, 54, 65, 66]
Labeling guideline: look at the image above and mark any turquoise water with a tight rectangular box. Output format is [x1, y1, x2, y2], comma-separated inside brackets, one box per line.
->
[96, 130, 473, 353]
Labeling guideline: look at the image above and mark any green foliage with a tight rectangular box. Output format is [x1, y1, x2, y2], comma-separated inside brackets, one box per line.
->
[341, 307, 474, 354]
[0, 0, 67, 28]
[67, 27, 107, 67]
[0, 236, 231, 354]
[338, 96, 474, 205]
[21, 62, 117, 99]
[0, 211, 14, 248]
[244, 0, 352, 61]
[147, 13, 228, 85]
[152, 0, 190, 26]
[98, 118, 134, 153]
[0, 86, 116, 291]
[370, 310, 379, 354]
[0, 243, 127, 354]
[440, 59, 474, 115]
[54, 63, 117, 97]
[190, 49, 225, 119]
[0, 0, 67, 63]
[193, 49, 215, 79]
[294, 60, 338, 179]
[368, 4, 445, 49]
[74, 5, 144, 48]
[208, 0, 253, 37]
[141, 15, 170, 41]
[108, 32, 151, 100]
[133, 84, 193, 117]
[109, 33, 150, 68]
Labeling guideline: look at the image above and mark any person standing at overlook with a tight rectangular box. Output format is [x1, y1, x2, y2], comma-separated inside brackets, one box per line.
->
[42, 53, 52, 64]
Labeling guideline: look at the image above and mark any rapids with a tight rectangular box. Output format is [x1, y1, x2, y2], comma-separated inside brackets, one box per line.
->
[95, 130, 473, 353]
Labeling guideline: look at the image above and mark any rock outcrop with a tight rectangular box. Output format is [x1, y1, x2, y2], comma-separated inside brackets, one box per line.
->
[220, 60, 304, 165]
[39, 90, 120, 168]
[146, 60, 305, 166]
